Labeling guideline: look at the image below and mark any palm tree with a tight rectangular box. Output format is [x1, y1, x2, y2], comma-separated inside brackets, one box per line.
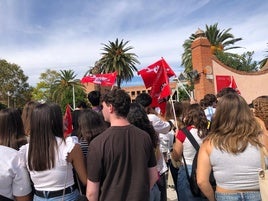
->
[53, 70, 85, 110]
[98, 38, 140, 88]
[181, 34, 196, 73]
[181, 23, 242, 73]
[83, 61, 102, 77]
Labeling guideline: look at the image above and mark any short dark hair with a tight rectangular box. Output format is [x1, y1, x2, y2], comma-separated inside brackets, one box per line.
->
[135, 93, 152, 107]
[216, 87, 237, 98]
[76, 101, 88, 109]
[203, 94, 217, 107]
[101, 89, 131, 117]
[87, 90, 101, 106]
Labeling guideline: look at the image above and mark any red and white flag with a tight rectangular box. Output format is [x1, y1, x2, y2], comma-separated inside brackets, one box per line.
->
[150, 65, 173, 115]
[138, 58, 175, 115]
[216, 75, 241, 94]
[63, 104, 73, 138]
[138, 58, 175, 88]
[81, 72, 117, 86]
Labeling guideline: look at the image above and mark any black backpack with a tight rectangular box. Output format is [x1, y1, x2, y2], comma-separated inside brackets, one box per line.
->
[181, 127, 216, 197]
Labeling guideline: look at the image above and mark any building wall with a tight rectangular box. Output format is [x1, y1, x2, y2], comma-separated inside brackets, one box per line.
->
[191, 36, 215, 100]
[191, 31, 268, 103]
[212, 59, 268, 103]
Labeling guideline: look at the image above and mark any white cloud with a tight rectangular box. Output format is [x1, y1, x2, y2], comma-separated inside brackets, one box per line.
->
[0, 0, 268, 85]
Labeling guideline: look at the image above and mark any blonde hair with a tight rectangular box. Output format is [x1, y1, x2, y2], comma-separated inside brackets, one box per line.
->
[207, 93, 262, 154]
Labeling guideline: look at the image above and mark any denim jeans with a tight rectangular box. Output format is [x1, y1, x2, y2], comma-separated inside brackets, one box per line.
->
[34, 189, 79, 201]
[150, 183, 161, 201]
[215, 191, 261, 201]
[177, 165, 207, 201]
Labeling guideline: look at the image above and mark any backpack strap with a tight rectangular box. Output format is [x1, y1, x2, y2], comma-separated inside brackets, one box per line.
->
[181, 127, 199, 179]
[182, 152, 191, 179]
[182, 127, 200, 151]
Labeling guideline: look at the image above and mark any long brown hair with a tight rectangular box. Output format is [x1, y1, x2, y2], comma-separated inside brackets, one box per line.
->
[207, 93, 262, 154]
[21, 101, 40, 136]
[183, 103, 208, 138]
[127, 103, 158, 148]
[28, 103, 64, 171]
[77, 109, 108, 144]
[0, 108, 27, 150]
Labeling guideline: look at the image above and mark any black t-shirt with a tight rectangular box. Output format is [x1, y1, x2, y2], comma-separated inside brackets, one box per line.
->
[87, 124, 157, 201]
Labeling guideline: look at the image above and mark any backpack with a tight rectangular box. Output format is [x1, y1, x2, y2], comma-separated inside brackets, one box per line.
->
[181, 127, 216, 197]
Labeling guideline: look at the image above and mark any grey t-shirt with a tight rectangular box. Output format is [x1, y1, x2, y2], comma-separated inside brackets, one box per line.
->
[210, 144, 261, 190]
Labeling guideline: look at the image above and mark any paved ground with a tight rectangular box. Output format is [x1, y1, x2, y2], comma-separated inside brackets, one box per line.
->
[167, 187, 178, 201]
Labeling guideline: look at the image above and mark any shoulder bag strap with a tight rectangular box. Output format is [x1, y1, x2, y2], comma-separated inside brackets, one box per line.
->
[61, 163, 69, 201]
[181, 127, 200, 180]
[182, 127, 200, 151]
[182, 153, 191, 180]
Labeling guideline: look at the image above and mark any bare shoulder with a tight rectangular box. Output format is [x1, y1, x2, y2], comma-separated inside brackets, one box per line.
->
[200, 139, 213, 155]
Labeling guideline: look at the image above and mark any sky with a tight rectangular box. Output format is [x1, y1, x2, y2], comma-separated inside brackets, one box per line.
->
[0, 0, 268, 86]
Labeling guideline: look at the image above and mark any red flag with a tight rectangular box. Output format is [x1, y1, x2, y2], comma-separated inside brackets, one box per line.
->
[63, 104, 73, 138]
[229, 76, 241, 94]
[138, 58, 175, 88]
[81, 72, 117, 86]
[150, 65, 172, 115]
[216, 75, 240, 94]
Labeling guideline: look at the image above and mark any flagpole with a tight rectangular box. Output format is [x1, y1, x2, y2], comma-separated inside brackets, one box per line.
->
[170, 99, 178, 130]
[174, 77, 191, 99]
[72, 84, 76, 110]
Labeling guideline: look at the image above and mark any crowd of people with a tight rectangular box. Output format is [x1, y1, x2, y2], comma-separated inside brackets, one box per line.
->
[0, 87, 268, 201]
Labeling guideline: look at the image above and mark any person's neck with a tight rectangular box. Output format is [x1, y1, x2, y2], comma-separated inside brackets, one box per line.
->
[110, 117, 130, 127]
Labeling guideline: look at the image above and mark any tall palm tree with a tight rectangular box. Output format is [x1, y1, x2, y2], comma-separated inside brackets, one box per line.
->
[181, 34, 196, 73]
[83, 61, 102, 77]
[98, 38, 140, 88]
[181, 23, 242, 73]
[53, 70, 85, 109]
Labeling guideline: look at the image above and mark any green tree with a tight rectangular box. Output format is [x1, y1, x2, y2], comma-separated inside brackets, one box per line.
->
[98, 38, 140, 88]
[32, 69, 60, 102]
[181, 23, 242, 73]
[0, 59, 32, 108]
[53, 70, 86, 110]
[215, 51, 258, 72]
[259, 43, 268, 69]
